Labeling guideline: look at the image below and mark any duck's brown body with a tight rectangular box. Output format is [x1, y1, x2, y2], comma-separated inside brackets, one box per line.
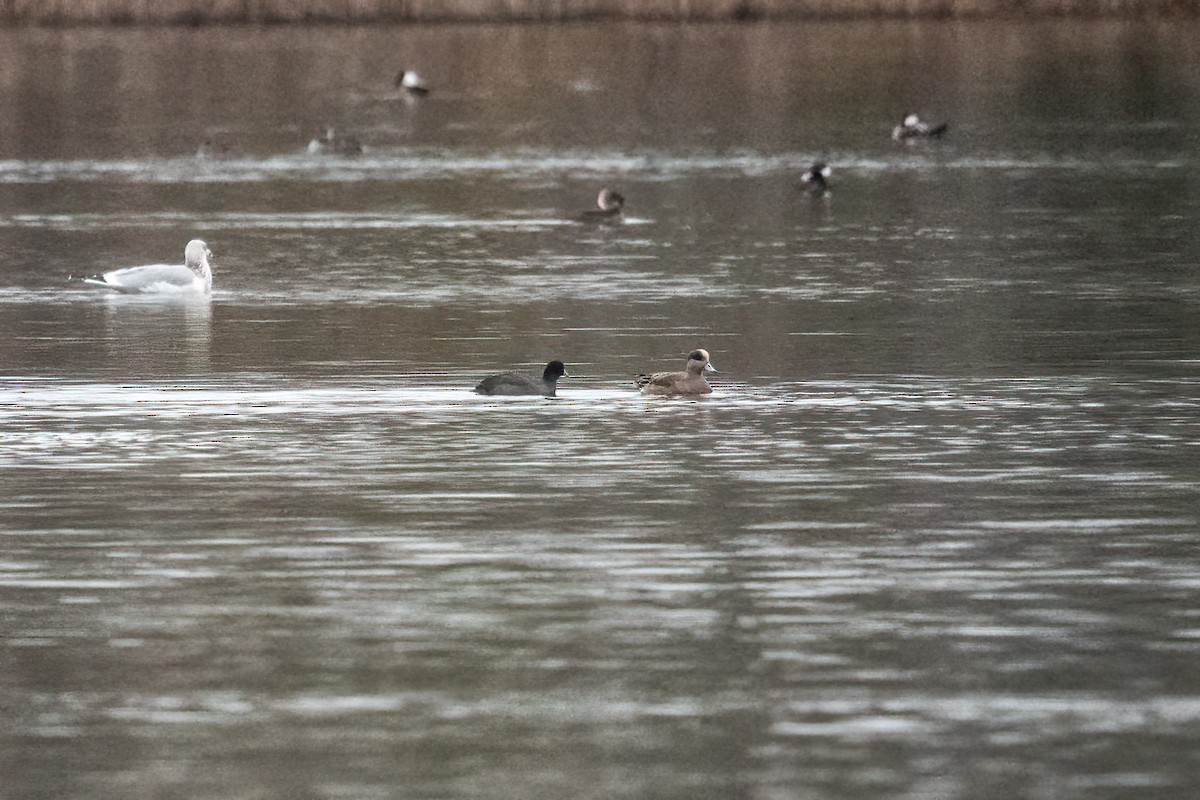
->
[636, 349, 716, 395]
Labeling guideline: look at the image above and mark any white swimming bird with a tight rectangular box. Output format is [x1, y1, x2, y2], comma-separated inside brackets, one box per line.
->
[78, 239, 213, 296]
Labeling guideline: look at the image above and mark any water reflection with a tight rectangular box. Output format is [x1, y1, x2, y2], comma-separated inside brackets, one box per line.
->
[4, 374, 1200, 798]
[97, 295, 213, 373]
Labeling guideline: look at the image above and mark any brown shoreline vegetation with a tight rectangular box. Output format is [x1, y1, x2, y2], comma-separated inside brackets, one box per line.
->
[1, 0, 1198, 25]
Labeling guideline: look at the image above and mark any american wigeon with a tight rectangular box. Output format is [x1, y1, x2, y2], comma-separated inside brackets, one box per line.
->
[635, 349, 716, 395]
[892, 114, 949, 141]
[307, 127, 363, 156]
[77, 240, 213, 296]
[580, 188, 625, 221]
[475, 360, 569, 397]
[801, 162, 831, 193]
[395, 69, 430, 96]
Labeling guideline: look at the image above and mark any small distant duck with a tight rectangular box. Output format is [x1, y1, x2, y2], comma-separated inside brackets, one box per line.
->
[395, 69, 430, 96]
[892, 114, 949, 141]
[801, 162, 831, 193]
[196, 138, 235, 160]
[635, 349, 716, 396]
[580, 188, 625, 222]
[307, 126, 363, 156]
[76, 239, 213, 296]
[475, 360, 569, 397]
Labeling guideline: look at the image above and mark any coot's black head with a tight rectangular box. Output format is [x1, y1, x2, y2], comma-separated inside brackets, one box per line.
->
[543, 360, 568, 380]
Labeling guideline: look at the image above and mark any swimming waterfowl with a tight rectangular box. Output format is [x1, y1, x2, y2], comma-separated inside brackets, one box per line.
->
[801, 162, 831, 193]
[395, 69, 430, 96]
[580, 188, 625, 221]
[635, 349, 716, 395]
[196, 138, 235, 160]
[475, 360, 569, 397]
[307, 126, 363, 156]
[892, 114, 949, 141]
[76, 239, 213, 296]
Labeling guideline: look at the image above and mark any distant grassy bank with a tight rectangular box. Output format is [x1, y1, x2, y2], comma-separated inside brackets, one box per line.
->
[2, 0, 1197, 25]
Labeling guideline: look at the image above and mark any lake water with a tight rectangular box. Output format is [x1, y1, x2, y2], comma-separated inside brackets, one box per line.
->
[2, 18, 1200, 800]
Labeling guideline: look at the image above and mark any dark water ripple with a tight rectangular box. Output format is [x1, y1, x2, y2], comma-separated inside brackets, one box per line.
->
[3, 371, 1200, 798]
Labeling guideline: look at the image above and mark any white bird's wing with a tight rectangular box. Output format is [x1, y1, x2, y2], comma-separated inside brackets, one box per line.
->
[89, 263, 199, 294]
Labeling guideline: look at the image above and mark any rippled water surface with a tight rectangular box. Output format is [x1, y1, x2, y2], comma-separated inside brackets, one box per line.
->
[2, 19, 1200, 800]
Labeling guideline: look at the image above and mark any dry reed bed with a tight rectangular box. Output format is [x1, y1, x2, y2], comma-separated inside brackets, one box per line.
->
[1, 0, 1197, 24]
